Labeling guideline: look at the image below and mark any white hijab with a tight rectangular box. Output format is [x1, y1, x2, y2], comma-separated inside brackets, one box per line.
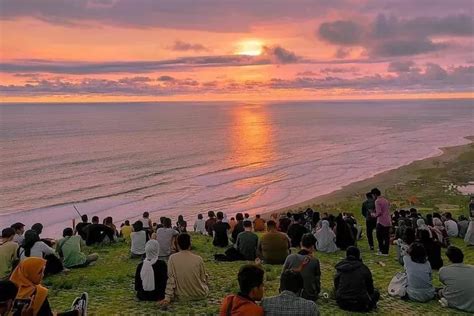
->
[140, 240, 160, 291]
[314, 220, 338, 253]
[417, 219, 432, 238]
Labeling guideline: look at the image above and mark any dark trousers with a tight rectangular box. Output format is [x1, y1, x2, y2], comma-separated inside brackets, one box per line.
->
[366, 219, 377, 248]
[376, 224, 390, 254]
[337, 289, 380, 312]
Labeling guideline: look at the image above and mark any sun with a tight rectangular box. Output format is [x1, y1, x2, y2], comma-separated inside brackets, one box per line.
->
[235, 39, 264, 56]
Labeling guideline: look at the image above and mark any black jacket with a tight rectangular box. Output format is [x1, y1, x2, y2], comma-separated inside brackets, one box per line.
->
[334, 257, 374, 305]
[134, 260, 168, 301]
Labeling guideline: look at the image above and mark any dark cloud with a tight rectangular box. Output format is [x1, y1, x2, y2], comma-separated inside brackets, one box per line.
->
[0, 0, 348, 32]
[318, 20, 364, 45]
[0, 46, 301, 75]
[170, 41, 209, 52]
[318, 13, 474, 57]
[296, 71, 319, 76]
[262, 46, 300, 64]
[157, 75, 175, 81]
[2, 63, 472, 97]
[387, 61, 419, 73]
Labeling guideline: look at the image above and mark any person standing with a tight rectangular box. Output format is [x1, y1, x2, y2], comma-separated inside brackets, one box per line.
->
[362, 192, 377, 250]
[371, 188, 391, 256]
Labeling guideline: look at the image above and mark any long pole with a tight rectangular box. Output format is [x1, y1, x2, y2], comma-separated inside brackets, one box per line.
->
[73, 204, 82, 217]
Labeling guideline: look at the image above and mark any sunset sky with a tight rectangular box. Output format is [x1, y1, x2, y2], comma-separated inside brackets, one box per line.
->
[1, 0, 473, 102]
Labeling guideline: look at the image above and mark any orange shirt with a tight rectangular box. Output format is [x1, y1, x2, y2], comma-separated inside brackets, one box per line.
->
[253, 218, 266, 232]
[219, 294, 264, 316]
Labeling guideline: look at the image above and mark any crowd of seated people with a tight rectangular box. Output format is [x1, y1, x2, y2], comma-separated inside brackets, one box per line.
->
[1, 191, 473, 315]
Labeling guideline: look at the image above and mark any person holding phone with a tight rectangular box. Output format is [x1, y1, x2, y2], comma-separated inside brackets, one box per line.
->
[9, 257, 87, 316]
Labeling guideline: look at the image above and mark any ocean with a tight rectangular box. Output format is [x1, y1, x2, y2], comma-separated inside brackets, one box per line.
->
[1, 99, 473, 236]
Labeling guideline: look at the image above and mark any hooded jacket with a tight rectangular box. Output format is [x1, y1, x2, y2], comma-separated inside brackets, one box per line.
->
[334, 257, 374, 305]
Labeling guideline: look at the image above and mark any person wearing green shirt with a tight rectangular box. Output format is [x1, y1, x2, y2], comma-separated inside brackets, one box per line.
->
[57, 228, 99, 268]
[0, 228, 19, 280]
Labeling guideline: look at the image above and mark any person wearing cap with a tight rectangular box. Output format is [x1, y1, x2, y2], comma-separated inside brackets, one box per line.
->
[10, 223, 25, 245]
[334, 246, 379, 312]
[0, 228, 19, 280]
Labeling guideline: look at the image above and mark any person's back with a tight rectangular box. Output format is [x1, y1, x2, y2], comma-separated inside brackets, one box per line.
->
[445, 219, 459, 237]
[287, 219, 308, 248]
[283, 234, 321, 301]
[0, 228, 18, 279]
[85, 220, 115, 246]
[439, 246, 474, 312]
[120, 223, 132, 240]
[156, 219, 179, 259]
[259, 222, 289, 264]
[75, 222, 90, 240]
[279, 216, 292, 233]
[334, 247, 378, 312]
[212, 212, 230, 247]
[236, 229, 258, 261]
[205, 212, 217, 236]
[135, 240, 168, 301]
[262, 270, 319, 316]
[253, 216, 265, 232]
[164, 234, 208, 302]
[232, 215, 245, 242]
[194, 215, 206, 234]
[403, 244, 435, 302]
[57, 235, 86, 268]
[19, 241, 55, 260]
[457, 217, 468, 238]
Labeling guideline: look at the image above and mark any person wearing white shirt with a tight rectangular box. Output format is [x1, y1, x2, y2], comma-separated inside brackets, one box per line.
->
[193, 214, 206, 235]
[444, 213, 459, 238]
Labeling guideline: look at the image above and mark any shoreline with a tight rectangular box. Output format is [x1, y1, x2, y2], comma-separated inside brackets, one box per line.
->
[266, 135, 474, 217]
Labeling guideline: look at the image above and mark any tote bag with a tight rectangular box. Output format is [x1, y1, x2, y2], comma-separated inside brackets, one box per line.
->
[388, 272, 408, 298]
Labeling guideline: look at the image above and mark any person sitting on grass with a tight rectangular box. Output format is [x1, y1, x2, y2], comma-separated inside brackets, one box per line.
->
[394, 227, 416, 265]
[18, 230, 65, 276]
[130, 221, 148, 259]
[403, 242, 435, 302]
[287, 214, 308, 248]
[465, 217, 474, 246]
[193, 214, 206, 235]
[438, 246, 474, 313]
[0, 280, 18, 316]
[219, 264, 264, 316]
[75, 215, 90, 241]
[0, 228, 19, 280]
[120, 220, 132, 241]
[135, 240, 168, 301]
[56, 228, 98, 269]
[314, 220, 338, 253]
[155, 218, 179, 261]
[31, 223, 55, 248]
[10, 257, 88, 316]
[158, 233, 209, 306]
[235, 220, 259, 261]
[253, 214, 266, 232]
[262, 270, 319, 316]
[231, 213, 245, 243]
[432, 218, 449, 247]
[84, 216, 116, 246]
[205, 211, 217, 236]
[457, 215, 469, 238]
[334, 246, 379, 312]
[258, 220, 290, 264]
[418, 229, 443, 270]
[334, 214, 355, 251]
[212, 212, 231, 248]
[283, 233, 321, 301]
[10, 223, 25, 245]
[443, 213, 458, 237]
[278, 213, 292, 233]
[176, 215, 187, 233]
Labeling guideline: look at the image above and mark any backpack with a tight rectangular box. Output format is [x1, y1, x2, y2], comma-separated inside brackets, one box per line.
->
[388, 272, 407, 298]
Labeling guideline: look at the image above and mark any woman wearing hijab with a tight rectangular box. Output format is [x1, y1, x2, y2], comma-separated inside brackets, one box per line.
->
[416, 219, 433, 239]
[10, 257, 86, 316]
[134, 240, 168, 301]
[335, 214, 355, 251]
[395, 219, 408, 240]
[314, 220, 338, 253]
[432, 218, 450, 247]
[418, 230, 443, 270]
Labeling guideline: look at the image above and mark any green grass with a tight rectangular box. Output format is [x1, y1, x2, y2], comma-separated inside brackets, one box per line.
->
[46, 142, 474, 315]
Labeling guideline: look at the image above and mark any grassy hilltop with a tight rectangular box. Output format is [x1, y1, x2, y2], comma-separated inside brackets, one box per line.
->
[46, 139, 474, 315]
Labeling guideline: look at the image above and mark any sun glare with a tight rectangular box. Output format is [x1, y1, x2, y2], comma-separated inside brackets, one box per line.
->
[235, 40, 264, 56]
